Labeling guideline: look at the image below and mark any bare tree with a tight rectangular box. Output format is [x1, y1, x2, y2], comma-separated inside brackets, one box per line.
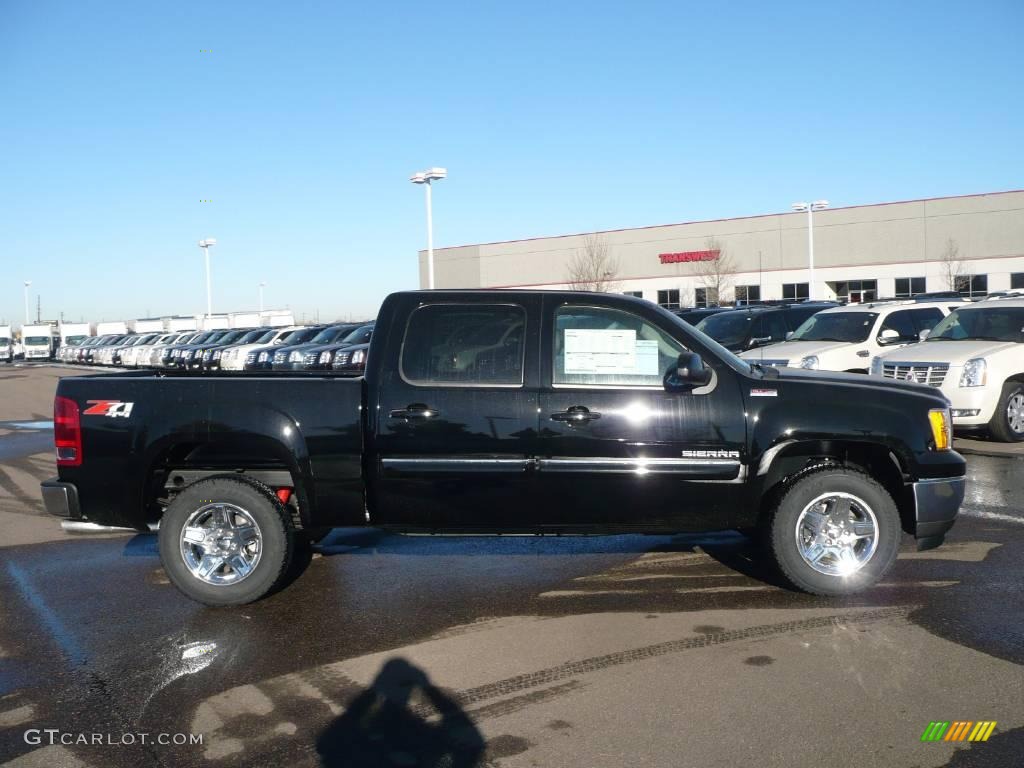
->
[566, 234, 619, 292]
[690, 237, 737, 305]
[938, 237, 965, 292]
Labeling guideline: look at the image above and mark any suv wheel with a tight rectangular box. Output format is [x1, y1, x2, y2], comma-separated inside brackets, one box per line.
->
[988, 382, 1024, 443]
[767, 468, 900, 595]
[159, 475, 297, 605]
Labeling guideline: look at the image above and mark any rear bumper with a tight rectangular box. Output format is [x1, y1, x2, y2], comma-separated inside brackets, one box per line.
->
[40, 478, 81, 519]
[911, 475, 965, 550]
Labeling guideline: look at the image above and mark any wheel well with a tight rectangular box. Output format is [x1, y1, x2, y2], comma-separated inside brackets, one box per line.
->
[143, 442, 304, 529]
[757, 440, 914, 535]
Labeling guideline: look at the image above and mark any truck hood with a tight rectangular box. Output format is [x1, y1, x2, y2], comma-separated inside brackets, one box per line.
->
[741, 340, 850, 363]
[877, 339, 1021, 363]
[766, 365, 943, 400]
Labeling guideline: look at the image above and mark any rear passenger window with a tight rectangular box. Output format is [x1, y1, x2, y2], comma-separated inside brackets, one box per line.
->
[401, 304, 526, 386]
[554, 305, 686, 387]
[764, 313, 788, 340]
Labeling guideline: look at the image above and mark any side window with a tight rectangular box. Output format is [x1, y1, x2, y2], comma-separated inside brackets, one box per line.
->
[910, 308, 943, 332]
[554, 305, 686, 387]
[764, 313, 788, 340]
[401, 304, 526, 386]
[880, 310, 917, 341]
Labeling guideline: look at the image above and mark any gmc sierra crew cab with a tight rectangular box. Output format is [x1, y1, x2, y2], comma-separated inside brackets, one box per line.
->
[41, 291, 966, 605]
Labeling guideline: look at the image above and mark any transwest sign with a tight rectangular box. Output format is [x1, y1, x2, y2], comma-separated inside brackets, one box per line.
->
[658, 250, 719, 264]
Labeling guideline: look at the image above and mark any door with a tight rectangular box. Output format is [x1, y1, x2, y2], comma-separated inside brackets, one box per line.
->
[536, 297, 748, 532]
[371, 297, 540, 529]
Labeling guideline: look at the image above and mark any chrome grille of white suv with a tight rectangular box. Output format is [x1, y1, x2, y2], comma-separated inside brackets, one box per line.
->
[882, 362, 949, 386]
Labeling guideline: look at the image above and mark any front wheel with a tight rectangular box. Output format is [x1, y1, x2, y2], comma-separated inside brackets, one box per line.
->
[988, 382, 1024, 443]
[159, 475, 297, 606]
[767, 468, 901, 595]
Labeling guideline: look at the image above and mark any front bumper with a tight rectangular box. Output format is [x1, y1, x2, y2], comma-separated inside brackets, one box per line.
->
[935, 379, 998, 426]
[40, 478, 81, 519]
[911, 475, 965, 550]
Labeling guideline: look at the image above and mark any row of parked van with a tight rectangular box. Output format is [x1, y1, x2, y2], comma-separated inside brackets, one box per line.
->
[679, 294, 1024, 442]
[58, 322, 375, 375]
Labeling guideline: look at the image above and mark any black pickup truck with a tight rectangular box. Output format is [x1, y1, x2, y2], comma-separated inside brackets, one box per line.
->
[41, 291, 966, 605]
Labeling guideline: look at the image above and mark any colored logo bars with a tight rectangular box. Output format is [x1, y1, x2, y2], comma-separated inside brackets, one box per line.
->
[921, 721, 997, 742]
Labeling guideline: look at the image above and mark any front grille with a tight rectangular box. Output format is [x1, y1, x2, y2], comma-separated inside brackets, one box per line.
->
[246, 352, 257, 364]
[756, 358, 789, 367]
[303, 352, 318, 364]
[882, 362, 949, 387]
[273, 351, 287, 364]
[334, 352, 351, 366]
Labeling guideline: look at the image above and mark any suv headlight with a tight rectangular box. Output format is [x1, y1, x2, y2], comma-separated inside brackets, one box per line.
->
[798, 355, 819, 370]
[319, 351, 332, 363]
[869, 357, 883, 376]
[351, 349, 366, 365]
[959, 358, 987, 387]
[929, 408, 952, 451]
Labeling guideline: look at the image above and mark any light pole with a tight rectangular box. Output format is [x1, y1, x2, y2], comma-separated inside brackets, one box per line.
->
[791, 200, 829, 300]
[258, 281, 266, 313]
[198, 239, 217, 321]
[410, 167, 447, 289]
[23, 281, 31, 325]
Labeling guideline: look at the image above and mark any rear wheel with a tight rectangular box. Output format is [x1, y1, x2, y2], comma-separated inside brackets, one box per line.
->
[767, 468, 900, 595]
[159, 475, 297, 605]
[987, 381, 1024, 443]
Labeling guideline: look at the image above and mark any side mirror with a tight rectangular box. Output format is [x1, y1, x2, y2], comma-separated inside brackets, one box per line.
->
[785, 331, 795, 340]
[749, 336, 772, 348]
[877, 328, 901, 346]
[918, 328, 931, 341]
[665, 352, 712, 392]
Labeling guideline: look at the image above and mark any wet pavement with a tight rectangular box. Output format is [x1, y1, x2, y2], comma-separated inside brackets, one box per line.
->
[0, 366, 1022, 768]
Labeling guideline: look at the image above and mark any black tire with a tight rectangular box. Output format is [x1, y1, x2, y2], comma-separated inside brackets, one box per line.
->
[767, 467, 901, 595]
[158, 475, 297, 606]
[987, 381, 1024, 443]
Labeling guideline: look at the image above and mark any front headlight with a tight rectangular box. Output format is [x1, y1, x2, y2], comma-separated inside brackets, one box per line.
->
[929, 408, 952, 451]
[351, 349, 367, 365]
[799, 355, 819, 370]
[869, 357, 883, 376]
[213, 351, 221, 359]
[289, 351, 304, 362]
[959, 358, 987, 387]
[319, 351, 332, 363]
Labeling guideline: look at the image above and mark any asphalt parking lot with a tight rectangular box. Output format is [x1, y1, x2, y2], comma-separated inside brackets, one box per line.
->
[0, 364, 1021, 768]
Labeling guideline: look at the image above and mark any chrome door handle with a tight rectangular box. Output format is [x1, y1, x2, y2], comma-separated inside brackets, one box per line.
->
[389, 404, 439, 420]
[550, 406, 601, 424]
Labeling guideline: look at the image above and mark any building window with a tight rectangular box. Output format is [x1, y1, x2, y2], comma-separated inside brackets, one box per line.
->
[894, 277, 927, 298]
[622, 291, 643, 299]
[957, 274, 988, 298]
[656, 289, 680, 309]
[833, 279, 877, 303]
[735, 285, 761, 306]
[782, 283, 809, 301]
[694, 287, 718, 308]
[1011, 273, 1024, 290]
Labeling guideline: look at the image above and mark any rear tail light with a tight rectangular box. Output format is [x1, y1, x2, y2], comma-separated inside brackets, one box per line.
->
[54, 396, 82, 466]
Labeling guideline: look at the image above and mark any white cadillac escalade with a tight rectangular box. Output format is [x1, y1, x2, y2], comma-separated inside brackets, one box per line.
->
[871, 298, 1024, 442]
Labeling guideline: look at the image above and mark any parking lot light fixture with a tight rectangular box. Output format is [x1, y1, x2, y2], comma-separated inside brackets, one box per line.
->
[259, 281, 266, 313]
[23, 280, 31, 324]
[198, 239, 217, 321]
[791, 200, 829, 300]
[410, 167, 448, 289]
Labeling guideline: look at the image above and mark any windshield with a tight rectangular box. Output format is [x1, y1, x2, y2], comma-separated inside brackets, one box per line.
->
[65, 335, 89, 345]
[25, 336, 50, 345]
[311, 326, 349, 344]
[283, 328, 321, 345]
[342, 326, 373, 344]
[928, 307, 1024, 342]
[237, 329, 268, 344]
[790, 312, 879, 343]
[254, 330, 278, 343]
[696, 313, 754, 347]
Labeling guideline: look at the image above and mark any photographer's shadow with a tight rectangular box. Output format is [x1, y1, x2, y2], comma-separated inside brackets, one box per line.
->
[316, 657, 485, 768]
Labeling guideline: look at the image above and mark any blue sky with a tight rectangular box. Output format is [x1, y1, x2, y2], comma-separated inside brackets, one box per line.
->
[0, 0, 1021, 324]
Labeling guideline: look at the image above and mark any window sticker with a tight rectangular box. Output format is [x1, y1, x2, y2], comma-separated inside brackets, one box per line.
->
[635, 340, 659, 376]
[564, 329, 639, 374]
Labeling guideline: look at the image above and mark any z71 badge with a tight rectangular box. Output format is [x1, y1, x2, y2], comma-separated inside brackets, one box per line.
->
[83, 400, 134, 418]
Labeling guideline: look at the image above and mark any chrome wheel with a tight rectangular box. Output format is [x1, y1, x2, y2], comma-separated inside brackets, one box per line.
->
[179, 503, 262, 586]
[1007, 393, 1024, 435]
[794, 492, 878, 577]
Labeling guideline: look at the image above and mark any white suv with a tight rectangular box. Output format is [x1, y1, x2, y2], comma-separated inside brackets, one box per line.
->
[871, 299, 1024, 442]
[740, 300, 961, 373]
[219, 326, 303, 371]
